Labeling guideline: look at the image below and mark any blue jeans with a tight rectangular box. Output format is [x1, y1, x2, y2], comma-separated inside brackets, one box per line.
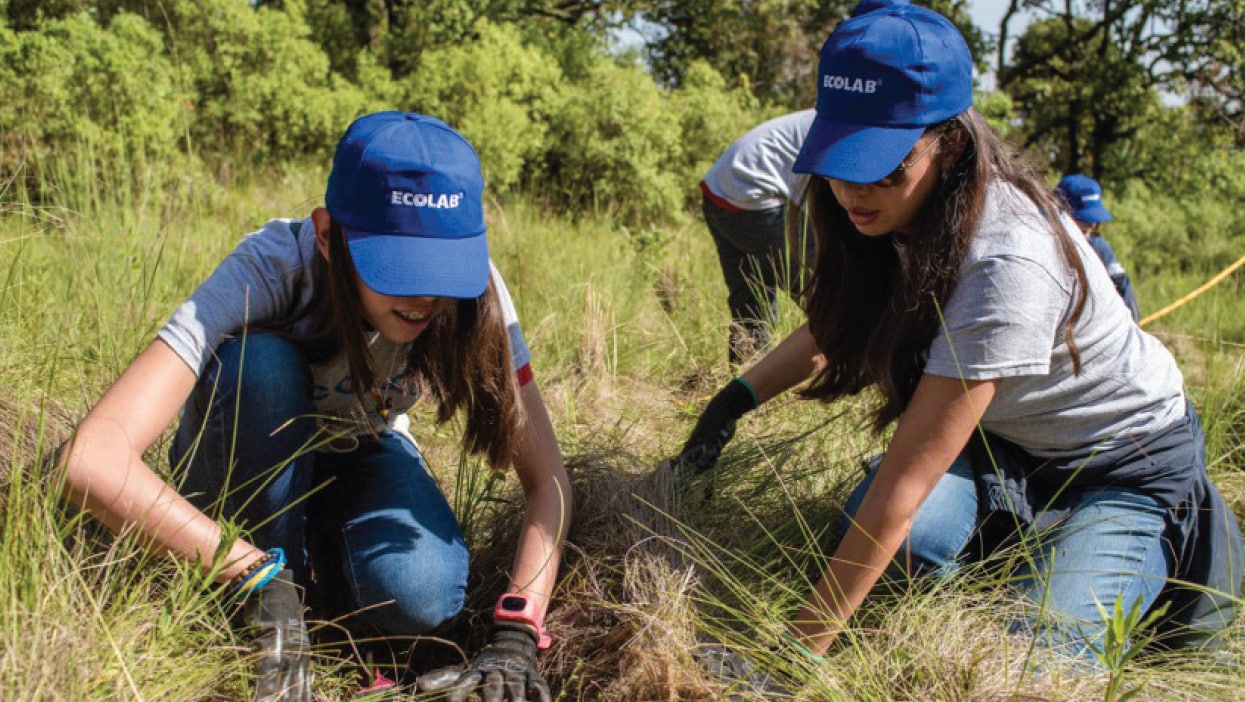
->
[702, 194, 811, 365]
[842, 452, 1172, 659]
[169, 333, 468, 636]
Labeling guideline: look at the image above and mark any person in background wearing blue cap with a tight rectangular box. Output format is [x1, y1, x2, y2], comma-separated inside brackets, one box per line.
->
[676, 2, 1241, 682]
[700, 109, 816, 366]
[56, 112, 569, 702]
[1056, 173, 1141, 321]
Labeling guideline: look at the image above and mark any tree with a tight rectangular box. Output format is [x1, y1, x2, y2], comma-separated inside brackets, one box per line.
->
[1169, 0, 1245, 146]
[639, 1, 989, 110]
[998, 1, 1244, 177]
[295, 1, 639, 78]
[1005, 13, 1154, 179]
[640, 0, 845, 107]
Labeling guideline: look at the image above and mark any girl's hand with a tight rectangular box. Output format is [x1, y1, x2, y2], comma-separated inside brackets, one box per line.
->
[415, 624, 551, 702]
[240, 570, 312, 702]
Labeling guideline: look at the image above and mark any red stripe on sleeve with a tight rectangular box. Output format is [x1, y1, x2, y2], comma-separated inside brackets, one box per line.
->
[516, 363, 534, 387]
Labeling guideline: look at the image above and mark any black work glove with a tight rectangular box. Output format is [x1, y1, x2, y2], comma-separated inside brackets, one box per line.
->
[671, 377, 758, 475]
[240, 569, 313, 702]
[415, 623, 552, 702]
[692, 643, 794, 700]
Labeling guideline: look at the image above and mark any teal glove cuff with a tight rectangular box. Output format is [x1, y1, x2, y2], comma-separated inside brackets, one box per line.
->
[731, 375, 760, 409]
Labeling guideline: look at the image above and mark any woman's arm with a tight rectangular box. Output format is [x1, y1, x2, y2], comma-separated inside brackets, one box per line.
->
[740, 323, 823, 404]
[789, 373, 997, 654]
[57, 339, 267, 581]
[505, 380, 572, 622]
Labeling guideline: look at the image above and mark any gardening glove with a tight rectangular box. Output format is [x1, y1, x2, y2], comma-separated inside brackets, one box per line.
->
[240, 568, 313, 702]
[692, 642, 794, 700]
[670, 377, 758, 475]
[415, 623, 552, 702]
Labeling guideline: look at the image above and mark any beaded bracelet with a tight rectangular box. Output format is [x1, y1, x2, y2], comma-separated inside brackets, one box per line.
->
[226, 547, 286, 600]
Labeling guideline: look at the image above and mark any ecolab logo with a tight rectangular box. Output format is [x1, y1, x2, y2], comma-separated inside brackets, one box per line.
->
[390, 191, 464, 208]
[823, 75, 879, 93]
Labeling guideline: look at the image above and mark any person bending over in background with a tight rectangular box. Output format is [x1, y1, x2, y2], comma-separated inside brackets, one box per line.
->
[700, 109, 816, 366]
[673, 3, 1241, 684]
[58, 112, 570, 702]
[1055, 173, 1141, 321]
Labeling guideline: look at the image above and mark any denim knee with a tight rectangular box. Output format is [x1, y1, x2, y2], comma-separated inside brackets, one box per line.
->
[1012, 488, 1170, 661]
[842, 453, 978, 580]
[350, 542, 470, 636]
[169, 332, 317, 567]
[206, 333, 313, 430]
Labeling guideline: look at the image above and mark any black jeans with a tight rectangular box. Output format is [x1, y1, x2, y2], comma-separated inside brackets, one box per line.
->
[702, 193, 811, 365]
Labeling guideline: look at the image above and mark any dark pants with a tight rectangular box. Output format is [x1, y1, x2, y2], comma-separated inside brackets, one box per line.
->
[702, 193, 812, 366]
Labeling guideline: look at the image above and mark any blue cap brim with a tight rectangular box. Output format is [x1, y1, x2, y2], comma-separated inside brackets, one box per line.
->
[346, 228, 490, 299]
[793, 116, 925, 184]
[1072, 202, 1113, 224]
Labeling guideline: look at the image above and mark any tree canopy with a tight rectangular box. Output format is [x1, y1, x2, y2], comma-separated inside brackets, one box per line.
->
[0, 0, 1239, 219]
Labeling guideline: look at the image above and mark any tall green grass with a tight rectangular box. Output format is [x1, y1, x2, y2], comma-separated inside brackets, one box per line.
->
[1, 148, 1242, 700]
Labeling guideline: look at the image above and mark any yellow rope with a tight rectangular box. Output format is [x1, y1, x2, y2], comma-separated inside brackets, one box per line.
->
[1139, 252, 1245, 328]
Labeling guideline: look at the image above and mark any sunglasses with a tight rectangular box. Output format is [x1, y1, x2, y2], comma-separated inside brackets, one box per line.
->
[871, 136, 942, 189]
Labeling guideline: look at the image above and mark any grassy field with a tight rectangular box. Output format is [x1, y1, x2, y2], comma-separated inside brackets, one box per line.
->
[2, 160, 1243, 701]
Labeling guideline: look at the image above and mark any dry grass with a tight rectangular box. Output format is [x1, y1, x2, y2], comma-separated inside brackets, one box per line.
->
[0, 389, 75, 489]
[2, 178, 1243, 700]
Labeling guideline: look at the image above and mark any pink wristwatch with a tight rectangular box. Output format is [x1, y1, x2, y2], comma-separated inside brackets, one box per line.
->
[493, 593, 552, 650]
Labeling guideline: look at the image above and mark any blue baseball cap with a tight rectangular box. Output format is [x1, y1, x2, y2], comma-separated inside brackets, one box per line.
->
[326, 111, 489, 299]
[793, 4, 973, 183]
[1054, 174, 1113, 224]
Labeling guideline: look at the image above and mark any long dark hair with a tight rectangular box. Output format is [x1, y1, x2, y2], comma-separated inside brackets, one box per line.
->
[292, 220, 525, 469]
[798, 111, 1089, 432]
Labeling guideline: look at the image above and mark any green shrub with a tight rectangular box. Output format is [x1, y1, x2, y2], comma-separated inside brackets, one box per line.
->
[405, 21, 563, 193]
[545, 53, 686, 223]
[670, 60, 765, 208]
[1112, 172, 1245, 277]
[166, 0, 368, 163]
[0, 12, 186, 191]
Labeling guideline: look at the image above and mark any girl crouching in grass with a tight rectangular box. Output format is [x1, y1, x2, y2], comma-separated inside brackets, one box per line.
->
[58, 112, 569, 701]
[677, 3, 1242, 680]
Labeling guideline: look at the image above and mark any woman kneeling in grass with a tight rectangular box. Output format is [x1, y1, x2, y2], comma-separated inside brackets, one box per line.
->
[677, 2, 1242, 674]
[58, 111, 569, 701]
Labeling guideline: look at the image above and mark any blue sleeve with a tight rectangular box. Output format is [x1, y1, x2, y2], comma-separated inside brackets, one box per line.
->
[1089, 235, 1140, 322]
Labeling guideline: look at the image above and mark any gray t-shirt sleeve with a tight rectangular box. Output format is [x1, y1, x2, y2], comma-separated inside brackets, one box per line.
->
[489, 261, 533, 375]
[702, 109, 816, 210]
[157, 219, 315, 375]
[926, 254, 1070, 380]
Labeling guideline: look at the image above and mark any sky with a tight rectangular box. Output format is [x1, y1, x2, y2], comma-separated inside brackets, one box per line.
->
[967, 1, 1034, 90]
[968, 0, 1019, 33]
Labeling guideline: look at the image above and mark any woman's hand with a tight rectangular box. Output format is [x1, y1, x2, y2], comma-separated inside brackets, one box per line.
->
[670, 376, 756, 475]
[669, 324, 822, 477]
[415, 624, 551, 702]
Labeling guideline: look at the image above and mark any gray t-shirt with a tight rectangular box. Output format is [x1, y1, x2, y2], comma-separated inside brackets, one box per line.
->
[702, 110, 815, 210]
[157, 216, 532, 437]
[924, 183, 1184, 458]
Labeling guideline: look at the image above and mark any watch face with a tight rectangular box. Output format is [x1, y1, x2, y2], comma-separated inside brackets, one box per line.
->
[500, 595, 528, 612]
